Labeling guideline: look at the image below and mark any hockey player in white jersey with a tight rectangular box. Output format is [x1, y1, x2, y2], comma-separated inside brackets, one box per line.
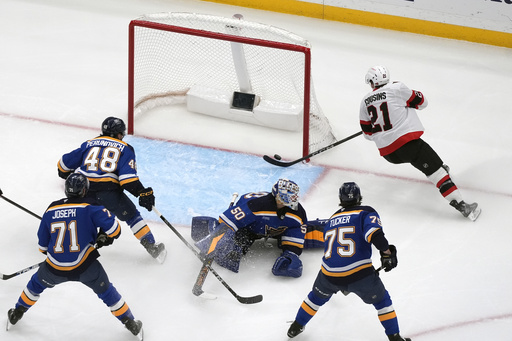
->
[359, 66, 480, 221]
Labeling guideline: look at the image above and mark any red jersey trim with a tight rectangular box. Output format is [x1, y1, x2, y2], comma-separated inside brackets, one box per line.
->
[378, 131, 423, 156]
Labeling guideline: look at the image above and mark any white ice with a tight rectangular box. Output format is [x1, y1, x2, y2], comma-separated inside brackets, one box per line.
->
[1, 1, 511, 340]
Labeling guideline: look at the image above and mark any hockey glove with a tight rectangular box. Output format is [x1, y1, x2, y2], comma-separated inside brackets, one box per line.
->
[138, 187, 155, 211]
[272, 250, 303, 278]
[380, 244, 398, 272]
[96, 231, 114, 249]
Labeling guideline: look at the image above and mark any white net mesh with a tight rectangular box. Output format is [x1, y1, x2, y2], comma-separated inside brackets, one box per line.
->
[130, 12, 336, 154]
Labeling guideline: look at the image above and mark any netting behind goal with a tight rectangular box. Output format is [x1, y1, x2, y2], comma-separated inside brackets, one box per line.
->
[128, 12, 336, 156]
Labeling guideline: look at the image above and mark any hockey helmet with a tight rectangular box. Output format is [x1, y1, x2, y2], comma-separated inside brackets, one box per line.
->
[101, 116, 126, 138]
[272, 179, 300, 210]
[339, 182, 362, 207]
[65, 173, 90, 198]
[365, 65, 390, 89]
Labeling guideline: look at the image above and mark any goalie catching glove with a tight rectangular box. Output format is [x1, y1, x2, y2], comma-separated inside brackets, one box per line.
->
[272, 250, 302, 278]
[138, 187, 155, 211]
[380, 244, 398, 272]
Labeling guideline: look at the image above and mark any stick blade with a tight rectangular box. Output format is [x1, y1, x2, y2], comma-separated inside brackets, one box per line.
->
[262, 155, 295, 167]
[236, 294, 263, 304]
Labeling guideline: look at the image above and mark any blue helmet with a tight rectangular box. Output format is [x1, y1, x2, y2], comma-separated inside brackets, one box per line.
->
[339, 182, 362, 206]
[101, 116, 126, 138]
[272, 179, 300, 210]
[65, 173, 90, 198]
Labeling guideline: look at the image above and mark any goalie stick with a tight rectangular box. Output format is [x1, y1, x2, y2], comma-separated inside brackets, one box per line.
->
[263, 131, 363, 167]
[192, 192, 239, 298]
[152, 206, 263, 304]
[0, 187, 42, 220]
[1, 262, 43, 280]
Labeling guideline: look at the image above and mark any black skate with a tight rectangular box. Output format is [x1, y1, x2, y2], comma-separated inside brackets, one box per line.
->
[450, 200, 481, 221]
[122, 317, 144, 340]
[141, 239, 167, 264]
[6, 306, 27, 331]
[388, 333, 411, 341]
[287, 321, 305, 338]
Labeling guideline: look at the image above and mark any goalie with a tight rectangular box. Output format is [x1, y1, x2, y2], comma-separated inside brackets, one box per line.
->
[192, 179, 309, 278]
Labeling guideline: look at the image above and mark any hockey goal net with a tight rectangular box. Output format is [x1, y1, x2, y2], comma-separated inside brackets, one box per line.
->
[128, 12, 336, 157]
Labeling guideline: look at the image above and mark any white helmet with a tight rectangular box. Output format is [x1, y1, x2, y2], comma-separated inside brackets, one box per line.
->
[365, 66, 390, 88]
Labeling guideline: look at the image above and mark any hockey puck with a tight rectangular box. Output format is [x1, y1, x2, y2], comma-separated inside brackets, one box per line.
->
[274, 154, 282, 160]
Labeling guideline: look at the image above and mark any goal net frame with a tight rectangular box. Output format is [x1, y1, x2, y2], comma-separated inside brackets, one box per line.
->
[128, 13, 332, 158]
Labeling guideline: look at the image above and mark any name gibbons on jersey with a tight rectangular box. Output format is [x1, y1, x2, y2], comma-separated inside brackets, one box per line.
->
[51, 209, 77, 219]
[364, 92, 387, 106]
[86, 139, 126, 151]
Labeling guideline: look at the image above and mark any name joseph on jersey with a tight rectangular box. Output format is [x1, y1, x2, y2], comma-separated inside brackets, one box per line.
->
[51, 208, 77, 219]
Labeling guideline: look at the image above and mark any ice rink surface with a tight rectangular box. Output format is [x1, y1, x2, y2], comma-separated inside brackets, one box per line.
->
[1, 0, 511, 340]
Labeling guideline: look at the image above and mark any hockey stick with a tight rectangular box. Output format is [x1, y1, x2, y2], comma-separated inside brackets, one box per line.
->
[0, 188, 42, 220]
[152, 206, 263, 304]
[263, 131, 363, 167]
[1, 262, 44, 280]
[192, 192, 239, 297]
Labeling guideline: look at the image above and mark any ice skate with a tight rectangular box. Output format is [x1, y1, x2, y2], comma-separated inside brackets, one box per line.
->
[6, 306, 27, 331]
[387, 333, 411, 341]
[122, 317, 144, 340]
[450, 200, 481, 221]
[141, 239, 167, 264]
[287, 321, 305, 338]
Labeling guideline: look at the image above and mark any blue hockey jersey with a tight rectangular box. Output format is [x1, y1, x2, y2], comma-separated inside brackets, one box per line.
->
[219, 192, 307, 254]
[57, 136, 143, 194]
[321, 205, 389, 283]
[37, 197, 121, 275]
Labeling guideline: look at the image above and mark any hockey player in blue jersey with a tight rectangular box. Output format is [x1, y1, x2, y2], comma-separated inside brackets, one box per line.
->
[6, 173, 144, 340]
[194, 179, 307, 277]
[57, 116, 166, 263]
[287, 182, 411, 341]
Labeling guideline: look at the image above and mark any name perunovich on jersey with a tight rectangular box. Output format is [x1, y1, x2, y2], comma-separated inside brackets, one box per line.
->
[57, 136, 140, 192]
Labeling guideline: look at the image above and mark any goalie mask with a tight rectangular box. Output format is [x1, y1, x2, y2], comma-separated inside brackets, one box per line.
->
[365, 65, 390, 89]
[272, 179, 300, 210]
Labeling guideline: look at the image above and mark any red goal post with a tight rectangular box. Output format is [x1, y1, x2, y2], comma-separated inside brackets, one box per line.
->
[128, 13, 336, 158]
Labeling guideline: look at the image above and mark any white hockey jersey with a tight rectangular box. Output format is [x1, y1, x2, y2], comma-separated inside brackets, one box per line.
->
[359, 81, 428, 156]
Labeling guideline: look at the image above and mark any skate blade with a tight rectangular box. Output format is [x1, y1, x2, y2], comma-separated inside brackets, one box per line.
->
[197, 291, 217, 300]
[154, 249, 167, 264]
[136, 328, 144, 341]
[468, 207, 481, 222]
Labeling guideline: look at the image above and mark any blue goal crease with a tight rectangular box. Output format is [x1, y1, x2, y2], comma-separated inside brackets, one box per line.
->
[125, 136, 324, 226]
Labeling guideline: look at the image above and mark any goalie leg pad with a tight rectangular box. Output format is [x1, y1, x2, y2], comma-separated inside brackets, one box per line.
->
[212, 228, 242, 273]
[195, 223, 230, 258]
[191, 216, 219, 242]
